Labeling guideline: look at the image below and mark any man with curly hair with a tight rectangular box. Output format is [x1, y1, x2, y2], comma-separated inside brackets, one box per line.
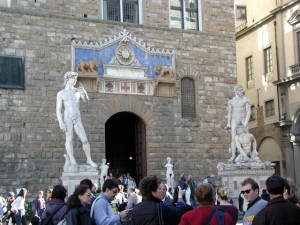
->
[132, 175, 186, 225]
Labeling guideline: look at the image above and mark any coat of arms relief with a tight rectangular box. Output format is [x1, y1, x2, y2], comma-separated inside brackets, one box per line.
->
[72, 29, 178, 96]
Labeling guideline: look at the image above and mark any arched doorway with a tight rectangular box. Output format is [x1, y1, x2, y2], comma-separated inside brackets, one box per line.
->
[258, 137, 282, 175]
[105, 112, 146, 183]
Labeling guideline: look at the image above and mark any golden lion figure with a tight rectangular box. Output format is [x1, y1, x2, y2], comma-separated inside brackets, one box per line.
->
[155, 65, 174, 79]
[77, 59, 99, 73]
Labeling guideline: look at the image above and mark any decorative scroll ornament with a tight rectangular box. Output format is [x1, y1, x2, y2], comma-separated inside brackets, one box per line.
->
[116, 41, 135, 65]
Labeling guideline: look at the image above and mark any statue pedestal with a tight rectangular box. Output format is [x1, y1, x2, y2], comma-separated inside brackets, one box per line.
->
[217, 162, 275, 206]
[61, 164, 99, 196]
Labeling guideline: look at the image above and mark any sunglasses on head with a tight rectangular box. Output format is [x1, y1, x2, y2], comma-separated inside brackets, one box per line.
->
[241, 189, 252, 194]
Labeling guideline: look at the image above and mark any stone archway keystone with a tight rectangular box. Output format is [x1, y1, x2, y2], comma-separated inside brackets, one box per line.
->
[98, 95, 155, 125]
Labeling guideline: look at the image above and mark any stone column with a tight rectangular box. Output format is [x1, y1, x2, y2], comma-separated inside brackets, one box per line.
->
[278, 121, 292, 178]
[291, 134, 300, 186]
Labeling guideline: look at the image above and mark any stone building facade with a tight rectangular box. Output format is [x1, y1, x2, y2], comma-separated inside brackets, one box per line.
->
[234, 0, 300, 185]
[0, 0, 236, 195]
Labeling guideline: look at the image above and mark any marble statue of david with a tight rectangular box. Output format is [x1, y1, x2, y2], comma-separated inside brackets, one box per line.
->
[56, 71, 97, 168]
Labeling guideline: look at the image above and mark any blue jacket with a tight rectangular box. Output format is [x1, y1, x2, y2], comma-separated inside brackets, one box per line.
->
[91, 193, 121, 225]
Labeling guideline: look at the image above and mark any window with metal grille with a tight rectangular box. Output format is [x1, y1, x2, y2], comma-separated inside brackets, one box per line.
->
[246, 56, 254, 84]
[181, 77, 196, 118]
[264, 47, 272, 75]
[0, 56, 25, 89]
[170, 0, 201, 31]
[236, 5, 246, 20]
[265, 100, 275, 117]
[103, 0, 139, 24]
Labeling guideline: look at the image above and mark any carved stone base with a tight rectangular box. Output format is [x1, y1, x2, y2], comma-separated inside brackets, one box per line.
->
[78, 75, 98, 92]
[155, 80, 178, 97]
[61, 165, 99, 196]
[217, 162, 274, 207]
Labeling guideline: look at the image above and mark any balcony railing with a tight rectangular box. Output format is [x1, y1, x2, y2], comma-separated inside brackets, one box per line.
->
[291, 63, 300, 76]
[235, 21, 247, 33]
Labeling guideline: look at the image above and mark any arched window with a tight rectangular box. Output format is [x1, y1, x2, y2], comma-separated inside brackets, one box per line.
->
[181, 77, 196, 118]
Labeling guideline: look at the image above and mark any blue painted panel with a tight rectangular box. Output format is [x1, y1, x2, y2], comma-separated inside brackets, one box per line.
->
[74, 41, 173, 79]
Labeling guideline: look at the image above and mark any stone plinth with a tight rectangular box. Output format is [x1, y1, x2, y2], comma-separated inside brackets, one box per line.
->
[217, 162, 275, 207]
[61, 165, 99, 196]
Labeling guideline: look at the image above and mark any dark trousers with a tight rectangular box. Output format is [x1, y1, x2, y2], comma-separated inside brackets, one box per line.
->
[14, 210, 26, 225]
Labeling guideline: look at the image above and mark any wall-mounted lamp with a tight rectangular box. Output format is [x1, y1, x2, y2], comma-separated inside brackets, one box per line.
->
[280, 113, 286, 121]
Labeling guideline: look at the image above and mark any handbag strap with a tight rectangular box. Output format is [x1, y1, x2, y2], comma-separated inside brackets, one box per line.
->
[47, 204, 65, 217]
[215, 209, 224, 225]
[157, 202, 164, 225]
[41, 205, 64, 225]
[204, 208, 216, 225]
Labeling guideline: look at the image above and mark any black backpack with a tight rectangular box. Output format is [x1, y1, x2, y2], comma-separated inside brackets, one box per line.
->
[39, 205, 64, 225]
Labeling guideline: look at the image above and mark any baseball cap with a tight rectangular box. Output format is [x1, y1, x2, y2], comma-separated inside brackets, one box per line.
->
[7, 192, 15, 197]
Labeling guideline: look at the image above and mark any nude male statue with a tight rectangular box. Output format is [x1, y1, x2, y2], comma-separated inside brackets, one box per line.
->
[165, 157, 174, 190]
[56, 71, 97, 167]
[99, 158, 109, 189]
[234, 125, 261, 163]
[225, 85, 251, 162]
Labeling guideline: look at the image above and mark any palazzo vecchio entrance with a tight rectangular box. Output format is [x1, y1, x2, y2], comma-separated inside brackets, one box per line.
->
[105, 112, 146, 182]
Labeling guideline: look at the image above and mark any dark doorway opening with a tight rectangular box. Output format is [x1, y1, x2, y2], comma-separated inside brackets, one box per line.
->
[105, 112, 146, 183]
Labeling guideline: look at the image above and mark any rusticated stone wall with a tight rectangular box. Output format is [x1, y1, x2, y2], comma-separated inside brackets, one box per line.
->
[0, 0, 236, 195]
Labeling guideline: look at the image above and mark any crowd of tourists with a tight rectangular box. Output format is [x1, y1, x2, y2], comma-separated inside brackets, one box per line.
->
[1, 174, 300, 225]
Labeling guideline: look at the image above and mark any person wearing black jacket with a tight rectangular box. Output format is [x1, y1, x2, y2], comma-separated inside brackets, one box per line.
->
[66, 185, 94, 225]
[132, 175, 186, 225]
[253, 175, 300, 225]
[40, 185, 68, 225]
[187, 175, 197, 208]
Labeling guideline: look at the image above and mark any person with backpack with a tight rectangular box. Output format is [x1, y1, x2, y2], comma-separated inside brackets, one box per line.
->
[215, 186, 238, 224]
[178, 184, 233, 225]
[65, 185, 94, 225]
[40, 185, 68, 225]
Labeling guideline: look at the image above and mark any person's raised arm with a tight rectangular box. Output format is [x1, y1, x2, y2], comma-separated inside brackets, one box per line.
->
[226, 100, 233, 129]
[76, 82, 89, 103]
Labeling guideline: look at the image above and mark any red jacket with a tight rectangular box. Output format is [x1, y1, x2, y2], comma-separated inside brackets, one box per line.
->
[179, 206, 234, 225]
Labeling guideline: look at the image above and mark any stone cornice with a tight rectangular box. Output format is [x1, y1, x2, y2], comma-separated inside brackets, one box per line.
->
[273, 73, 300, 86]
[0, 6, 234, 38]
[236, 14, 275, 39]
[270, 0, 299, 15]
[72, 29, 175, 55]
[236, 0, 299, 39]
[218, 169, 274, 176]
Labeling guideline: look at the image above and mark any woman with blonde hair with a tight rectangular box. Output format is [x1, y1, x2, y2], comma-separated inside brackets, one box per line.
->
[215, 186, 238, 224]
